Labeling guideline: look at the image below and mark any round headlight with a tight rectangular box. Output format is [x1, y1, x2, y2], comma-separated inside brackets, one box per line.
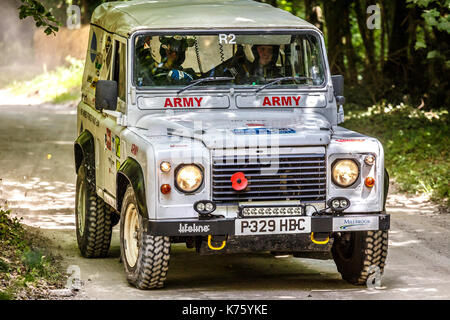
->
[175, 164, 203, 193]
[332, 159, 359, 187]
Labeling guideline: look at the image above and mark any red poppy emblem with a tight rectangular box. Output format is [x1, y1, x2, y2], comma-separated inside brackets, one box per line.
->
[231, 172, 248, 191]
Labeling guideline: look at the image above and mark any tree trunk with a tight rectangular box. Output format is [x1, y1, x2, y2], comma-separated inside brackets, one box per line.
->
[323, 0, 346, 75]
[343, 0, 357, 83]
[383, 0, 410, 88]
[354, 0, 376, 69]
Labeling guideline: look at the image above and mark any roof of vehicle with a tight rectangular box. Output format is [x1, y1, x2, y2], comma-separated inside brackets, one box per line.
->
[91, 0, 320, 37]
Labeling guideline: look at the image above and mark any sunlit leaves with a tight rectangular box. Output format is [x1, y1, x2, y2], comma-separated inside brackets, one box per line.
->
[344, 104, 449, 205]
[18, 0, 61, 36]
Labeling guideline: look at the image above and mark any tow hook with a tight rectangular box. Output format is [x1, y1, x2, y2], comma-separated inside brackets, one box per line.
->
[207, 235, 227, 251]
[310, 232, 330, 245]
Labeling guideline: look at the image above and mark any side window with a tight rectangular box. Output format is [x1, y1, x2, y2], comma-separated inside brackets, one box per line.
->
[113, 40, 126, 101]
[104, 36, 113, 80]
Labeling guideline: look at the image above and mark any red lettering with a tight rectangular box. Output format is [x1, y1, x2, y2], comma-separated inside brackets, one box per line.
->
[335, 139, 365, 142]
[182, 97, 194, 107]
[281, 96, 292, 106]
[262, 97, 271, 106]
[174, 98, 182, 107]
[272, 97, 281, 106]
[292, 96, 301, 106]
[164, 98, 173, 108]
[194, 97, 203, 107]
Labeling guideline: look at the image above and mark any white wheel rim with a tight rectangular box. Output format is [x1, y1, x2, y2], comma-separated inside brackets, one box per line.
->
[77, 180, 86, 236]
[124, 203, 139, 268]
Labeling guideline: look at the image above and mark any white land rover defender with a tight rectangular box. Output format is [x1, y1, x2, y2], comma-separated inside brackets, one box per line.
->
[74, 0, 390, 289]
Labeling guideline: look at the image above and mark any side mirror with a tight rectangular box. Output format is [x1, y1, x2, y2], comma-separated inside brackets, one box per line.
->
[95, 80, 117, 111]
[332, 75, 345, 124]
[331, 75, 344, 97]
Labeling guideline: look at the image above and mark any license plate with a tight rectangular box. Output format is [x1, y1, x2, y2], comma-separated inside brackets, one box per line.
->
[235, 217, 311, 235]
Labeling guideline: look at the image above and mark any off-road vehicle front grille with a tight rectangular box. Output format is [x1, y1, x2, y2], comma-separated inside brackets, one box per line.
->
[212, 153, 326, 203]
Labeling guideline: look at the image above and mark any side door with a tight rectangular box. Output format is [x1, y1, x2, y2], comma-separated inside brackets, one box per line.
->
[101, 37, 127, 204]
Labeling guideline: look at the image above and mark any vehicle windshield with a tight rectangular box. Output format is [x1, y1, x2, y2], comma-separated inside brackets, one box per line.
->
[133, 32, 325, 89]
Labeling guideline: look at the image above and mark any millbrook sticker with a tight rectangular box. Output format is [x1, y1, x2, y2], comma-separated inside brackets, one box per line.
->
[340, 218, 371, 230]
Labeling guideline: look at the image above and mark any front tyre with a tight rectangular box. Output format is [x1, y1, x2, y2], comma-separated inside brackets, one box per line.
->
[75, 161, 112, 258]
[120, 185, 171, 289]
[332, 231, 388, 285]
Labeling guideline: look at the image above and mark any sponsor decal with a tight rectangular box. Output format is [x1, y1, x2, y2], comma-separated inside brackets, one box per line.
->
[105, 128, 111, 151]
[90, 77, 98, 89]
[131, 144, 139, 156]
[80, 108, 99, 126]
[94, 54, 102, 70]
[111, 136, 115, 154]
[164, 97, 203, 108]
[339, 218, 372, 230]
[178, 223, 211, 234]
[262, 96, 301, 107]
[107, 156, 115, 174]
[115, 136, 120, 157]
[233, 128, 296, 135]
[335, 139, 365, 142]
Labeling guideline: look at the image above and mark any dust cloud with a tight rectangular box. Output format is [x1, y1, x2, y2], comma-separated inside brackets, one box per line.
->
[0, 0, 88, 87]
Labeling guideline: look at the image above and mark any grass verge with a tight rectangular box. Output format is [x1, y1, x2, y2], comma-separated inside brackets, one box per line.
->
[0, 208, 67, 300]
[343, 103, 449, 208]
[4, 56, 83, 104]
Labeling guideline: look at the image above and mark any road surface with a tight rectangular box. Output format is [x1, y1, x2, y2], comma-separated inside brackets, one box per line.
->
[1, 103, 449, 300]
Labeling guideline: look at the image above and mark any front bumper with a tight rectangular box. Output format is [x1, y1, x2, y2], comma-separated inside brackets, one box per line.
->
[144, 213, 390, 236]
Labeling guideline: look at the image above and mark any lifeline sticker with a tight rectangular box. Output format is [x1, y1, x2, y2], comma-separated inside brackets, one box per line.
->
[178, 223, 211, 234]
[233, 128, 296, 135]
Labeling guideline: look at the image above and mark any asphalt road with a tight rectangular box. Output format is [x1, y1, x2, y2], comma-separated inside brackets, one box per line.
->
[1, 103, 450, 300]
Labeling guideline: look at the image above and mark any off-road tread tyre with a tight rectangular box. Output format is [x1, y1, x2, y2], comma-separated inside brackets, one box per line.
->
[120, 186, 171, 290]
[106, 204, 120, 227]
[76, 162, 112, 258]
[332, 230, 388, 285]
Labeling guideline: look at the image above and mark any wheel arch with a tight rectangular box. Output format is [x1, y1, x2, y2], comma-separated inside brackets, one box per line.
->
[74, 130, 96, 186]
[117, 157, 148, 218]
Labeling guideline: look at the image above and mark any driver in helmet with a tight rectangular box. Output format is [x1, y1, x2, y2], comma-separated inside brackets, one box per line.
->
[136, 35, 195, 86]
[250, 44, 281, 79]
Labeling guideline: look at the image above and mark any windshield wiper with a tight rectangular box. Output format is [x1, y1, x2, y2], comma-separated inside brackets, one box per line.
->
[255, 76, 313, 93]
[177, 76, 235, 94]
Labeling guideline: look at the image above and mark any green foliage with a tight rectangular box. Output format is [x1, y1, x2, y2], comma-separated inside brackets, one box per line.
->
[407, 0, 450, 59]
[0, 209, 26, 250]
[0, 208, 66, 299]
[0, 290, 13, 300]
[344, 104, 449, 206]
[0, 258, 10, 273]
[18, 0, 61, 35]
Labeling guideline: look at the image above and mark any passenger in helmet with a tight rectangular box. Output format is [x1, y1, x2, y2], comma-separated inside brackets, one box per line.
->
[250, 45, 281, 79]
[135, 35, 195, 86]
